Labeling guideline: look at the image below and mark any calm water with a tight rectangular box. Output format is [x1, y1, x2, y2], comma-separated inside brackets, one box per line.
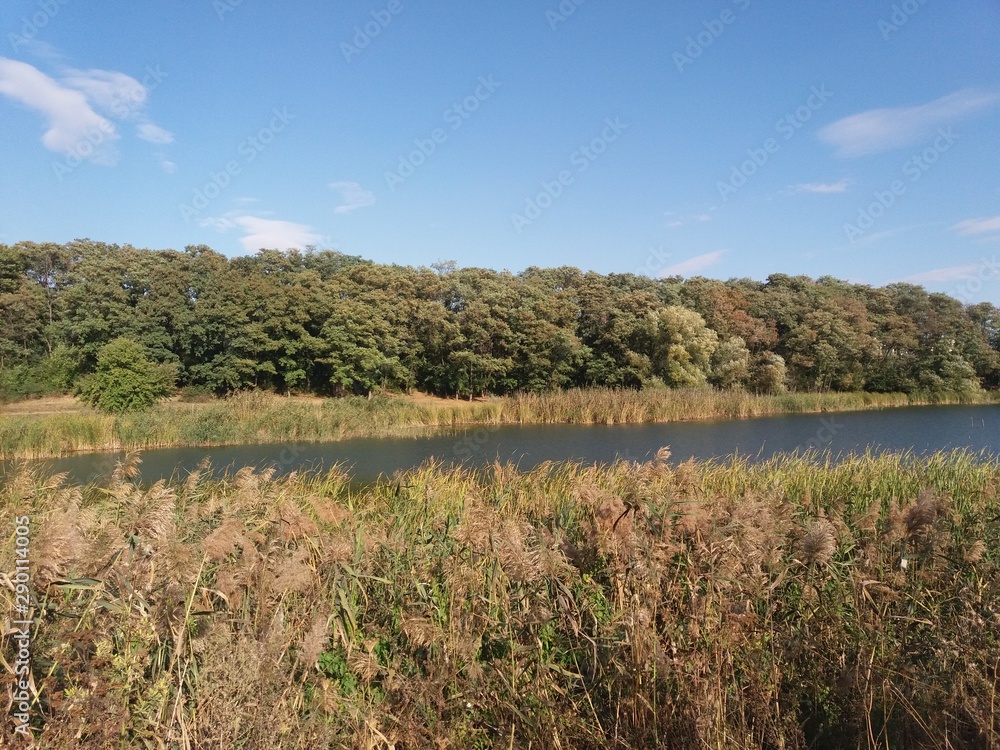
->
[21, 404, 999, 486]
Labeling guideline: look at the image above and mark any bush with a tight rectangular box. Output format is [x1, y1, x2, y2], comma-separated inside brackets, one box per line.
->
[77, 337, 176, 413]
[0, 346, 79, 402]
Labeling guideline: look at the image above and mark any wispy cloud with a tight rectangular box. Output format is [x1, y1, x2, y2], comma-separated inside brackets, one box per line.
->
[831, 222, 944, 253]
[665, 210, 713, 229]
[199, 216, 235, 233]
[330, 181, 375, 215]
[818, 88, 999, 158]
[0, 57, 119, 163]
[0, 55, 172, 165]
[953, 216, 1000, 237]
[201, 213, 325, 253]
[893, 262, 994, 285]
[790, 179, 851, 194]
[61, 68, 145, 119]
[657, 250, 724, 278]
[155, 153, 176, 173]
[137, 123, 174, 144]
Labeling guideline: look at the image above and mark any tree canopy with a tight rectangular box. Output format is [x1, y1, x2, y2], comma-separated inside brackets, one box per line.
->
[1, 240, 997, 401]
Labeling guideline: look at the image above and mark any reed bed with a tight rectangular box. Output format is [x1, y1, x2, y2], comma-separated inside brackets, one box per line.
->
[501, 387, 927, 424]
[2, 451, 997, 748]
[2, 387, 996, 459]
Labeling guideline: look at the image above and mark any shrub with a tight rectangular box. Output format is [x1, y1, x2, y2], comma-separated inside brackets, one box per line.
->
[77, 337, 176, 413]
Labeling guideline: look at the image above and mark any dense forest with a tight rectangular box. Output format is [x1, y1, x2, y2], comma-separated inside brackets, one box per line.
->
[1, 240, 998, 402]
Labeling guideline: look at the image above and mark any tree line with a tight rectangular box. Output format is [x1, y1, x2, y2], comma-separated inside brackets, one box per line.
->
[1, 239, 997, 402]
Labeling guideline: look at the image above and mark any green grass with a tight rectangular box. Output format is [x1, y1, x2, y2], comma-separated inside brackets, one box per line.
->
[2, 451, 997, 747]
[1, 387, 997, 459]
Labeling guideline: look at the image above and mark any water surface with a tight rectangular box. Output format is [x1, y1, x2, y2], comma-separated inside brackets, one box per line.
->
[25, 403, 998, 485]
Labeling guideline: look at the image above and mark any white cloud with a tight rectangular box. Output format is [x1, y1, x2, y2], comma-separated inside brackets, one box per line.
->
[201, 213, 325, 253]
[791, 179, 851, 194]
[330, 181, 375, 215]
[62, 68, 145, 119]
[199, 215, 237, 233]
[818, 88, 999, 158]
[657, 250, 725, 278]
[665, 210, 713, 229]
[233, 216, 325, 252]
[953, 216, 1000, 237]
[0, 56, 172, 166]
[831, 222, 946, 253]
[155, 153, 176, 173]
[138, 123, 174, 144]
[0, 56, 119, 163]
[893, 262, 993, 285]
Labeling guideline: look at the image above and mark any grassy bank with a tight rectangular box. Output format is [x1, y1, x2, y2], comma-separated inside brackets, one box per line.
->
[1, 387, 997, 459]
[2, 451, 997, 747]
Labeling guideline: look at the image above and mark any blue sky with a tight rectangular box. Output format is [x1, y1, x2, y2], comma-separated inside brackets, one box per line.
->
[1, 0, 999, 301]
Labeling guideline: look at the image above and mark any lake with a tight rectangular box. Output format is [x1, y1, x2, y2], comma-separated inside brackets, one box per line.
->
[21, 403, 998, 486]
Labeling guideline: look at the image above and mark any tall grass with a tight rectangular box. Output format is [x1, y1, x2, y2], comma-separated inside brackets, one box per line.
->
[503, 387, 930, 423]
[2, 451, 997, 747]
[1, 387, 997, 459]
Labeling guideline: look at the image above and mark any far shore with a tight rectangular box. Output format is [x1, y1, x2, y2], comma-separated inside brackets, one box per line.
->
[1, 387, 997, 460]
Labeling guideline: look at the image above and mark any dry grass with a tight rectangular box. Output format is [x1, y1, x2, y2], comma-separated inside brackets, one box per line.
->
[1, 450, 998, 748]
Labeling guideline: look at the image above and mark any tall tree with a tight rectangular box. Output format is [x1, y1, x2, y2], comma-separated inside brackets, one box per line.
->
[648, 306, 719, 387]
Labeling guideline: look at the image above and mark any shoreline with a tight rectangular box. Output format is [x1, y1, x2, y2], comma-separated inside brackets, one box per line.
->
[1, 387, 997, 460]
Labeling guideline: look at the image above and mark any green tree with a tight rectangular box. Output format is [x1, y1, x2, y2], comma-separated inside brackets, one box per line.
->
[682, 277, 776, 352]
[3, 238, 999, 402]
[511, 270, 585, 392]
[749, 352, 788, 394]
[649, 306, 718, 387]
[574, 276, 659, 388]
[320, 299, 407, 396]
[710, 336, 751, 389]
[77, 337, 176, 413]
[864, 289, 921, 392]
